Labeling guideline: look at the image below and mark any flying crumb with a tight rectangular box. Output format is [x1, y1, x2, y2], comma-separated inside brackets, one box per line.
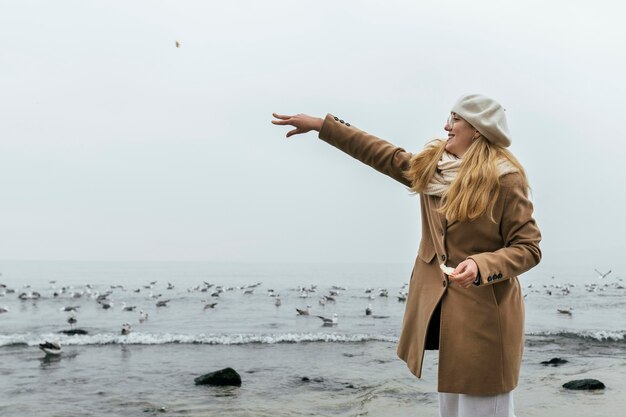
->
[175, 40, 180, 48]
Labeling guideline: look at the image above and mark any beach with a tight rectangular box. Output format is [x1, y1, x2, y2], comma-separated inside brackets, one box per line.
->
[1, 261, 624, 416]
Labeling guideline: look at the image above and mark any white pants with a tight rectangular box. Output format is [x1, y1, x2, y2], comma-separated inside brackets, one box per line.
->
[438, 391, 515, 417]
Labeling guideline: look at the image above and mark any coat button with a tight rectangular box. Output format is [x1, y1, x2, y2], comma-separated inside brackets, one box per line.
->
[339, 119, 344, 123]
[498, 273, 503, 278]
[442, 280, 447, 287]
[346, 123, 350, 126]
[442, 254, 447, 261]
[334, 116, 339, 121]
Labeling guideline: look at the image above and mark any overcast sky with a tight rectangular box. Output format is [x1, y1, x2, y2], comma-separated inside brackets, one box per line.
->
[1, 0, 624, 273]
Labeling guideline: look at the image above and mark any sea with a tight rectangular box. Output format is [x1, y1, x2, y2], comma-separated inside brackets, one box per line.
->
[0, 261, 624, 417]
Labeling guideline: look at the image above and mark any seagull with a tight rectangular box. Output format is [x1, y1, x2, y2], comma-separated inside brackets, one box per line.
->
[167, 283, 175, 290]
[557, 307, 573, 316]
[316, 313, 338, 327]
[138, 310, 149, 323]
[60, 306, 80, 312]
[18, 291, 41, 300]
[296, 305, 311, 316]
[96, 293, 110, 302]
[67, 314, 77, 329]
[39, 341, 62, 355]
[121, 303, 137, 312]
[0, 306, 8, 314]
[274, 297, 281, 307]
[156, 299, 170, 307]
[243, 288, 254, 295]
[594, 269, 612, 279]
[121, 323, 132, 335]
[203, 302, 218, 310]
[365, 304, 372, 316]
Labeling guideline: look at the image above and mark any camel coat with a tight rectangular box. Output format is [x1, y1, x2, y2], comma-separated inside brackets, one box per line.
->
[318, 114, 542, 395]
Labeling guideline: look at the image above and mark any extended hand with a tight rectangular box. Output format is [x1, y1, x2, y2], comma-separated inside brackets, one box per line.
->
[271, 113, 324, 138]
[449, 259, 479, 289]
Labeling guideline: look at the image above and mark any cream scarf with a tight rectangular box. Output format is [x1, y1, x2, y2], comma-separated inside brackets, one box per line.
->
[422, 151, 518, 197]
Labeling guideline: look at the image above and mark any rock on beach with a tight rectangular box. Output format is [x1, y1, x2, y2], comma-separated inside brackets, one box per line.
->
[194, 368, 241, 386]
[562, 379, 606, 390]
[59, 329, 88, 335]
[541, 357, 568, 366]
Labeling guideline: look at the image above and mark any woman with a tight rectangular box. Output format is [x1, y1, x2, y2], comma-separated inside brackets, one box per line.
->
[272, 94, 541, 417]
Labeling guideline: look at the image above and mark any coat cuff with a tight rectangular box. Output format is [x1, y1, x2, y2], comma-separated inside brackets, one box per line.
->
[468, 253, 505, 286]
[318, 113, 350, 144]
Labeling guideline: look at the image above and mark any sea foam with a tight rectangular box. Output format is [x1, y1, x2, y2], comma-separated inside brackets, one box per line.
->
[0, 332, 399, 347]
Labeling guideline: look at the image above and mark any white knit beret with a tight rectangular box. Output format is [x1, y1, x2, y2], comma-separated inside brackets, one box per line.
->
[451, 94, 511, 147]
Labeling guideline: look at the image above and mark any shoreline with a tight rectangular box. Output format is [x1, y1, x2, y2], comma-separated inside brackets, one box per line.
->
[1, 340, 625, 417]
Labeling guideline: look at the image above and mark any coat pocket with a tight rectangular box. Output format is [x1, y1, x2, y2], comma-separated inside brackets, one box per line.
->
[418, 240, 436, 264]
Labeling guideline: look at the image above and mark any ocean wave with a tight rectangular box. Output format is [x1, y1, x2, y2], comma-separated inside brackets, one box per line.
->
[0, 332, 399, 347]
[3, 329, 623, 348]
[527, 330, 626, 342]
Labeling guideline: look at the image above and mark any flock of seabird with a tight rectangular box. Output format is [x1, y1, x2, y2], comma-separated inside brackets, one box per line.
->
[0, 268, 622, 356]
[0, 276, 405, 356]
[524, 268, 623, 316]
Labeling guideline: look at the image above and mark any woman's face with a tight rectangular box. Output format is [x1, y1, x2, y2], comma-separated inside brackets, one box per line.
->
[444, 113, 478, 157]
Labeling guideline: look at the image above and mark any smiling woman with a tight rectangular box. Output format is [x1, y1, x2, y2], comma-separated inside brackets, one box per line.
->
[444, 113, 479, 157]
[272, 93, 542, 417]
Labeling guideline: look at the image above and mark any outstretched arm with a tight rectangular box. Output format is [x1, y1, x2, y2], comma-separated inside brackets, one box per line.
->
[272, 112, 413, 186]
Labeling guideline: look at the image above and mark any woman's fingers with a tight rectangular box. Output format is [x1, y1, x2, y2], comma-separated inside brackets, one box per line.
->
[272, 113, 322, 138]
[450, 265, 468, 281]
[449, 259, 477, 289]
[286, 128, 301, 138]
[271, 113, 292, 125]
[452, 262, 467, 276]
[451, 275, 472, 288]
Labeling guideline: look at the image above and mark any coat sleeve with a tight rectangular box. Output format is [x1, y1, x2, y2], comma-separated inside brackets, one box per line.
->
[318, 113, 413, 187]
[468, 174, 542, 286]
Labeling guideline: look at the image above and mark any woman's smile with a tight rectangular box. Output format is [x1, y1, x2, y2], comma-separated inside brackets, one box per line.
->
[444, 113, 475, 157]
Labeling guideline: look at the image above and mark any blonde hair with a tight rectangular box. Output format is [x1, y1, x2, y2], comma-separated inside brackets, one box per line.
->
[404, 137, 528, 222]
